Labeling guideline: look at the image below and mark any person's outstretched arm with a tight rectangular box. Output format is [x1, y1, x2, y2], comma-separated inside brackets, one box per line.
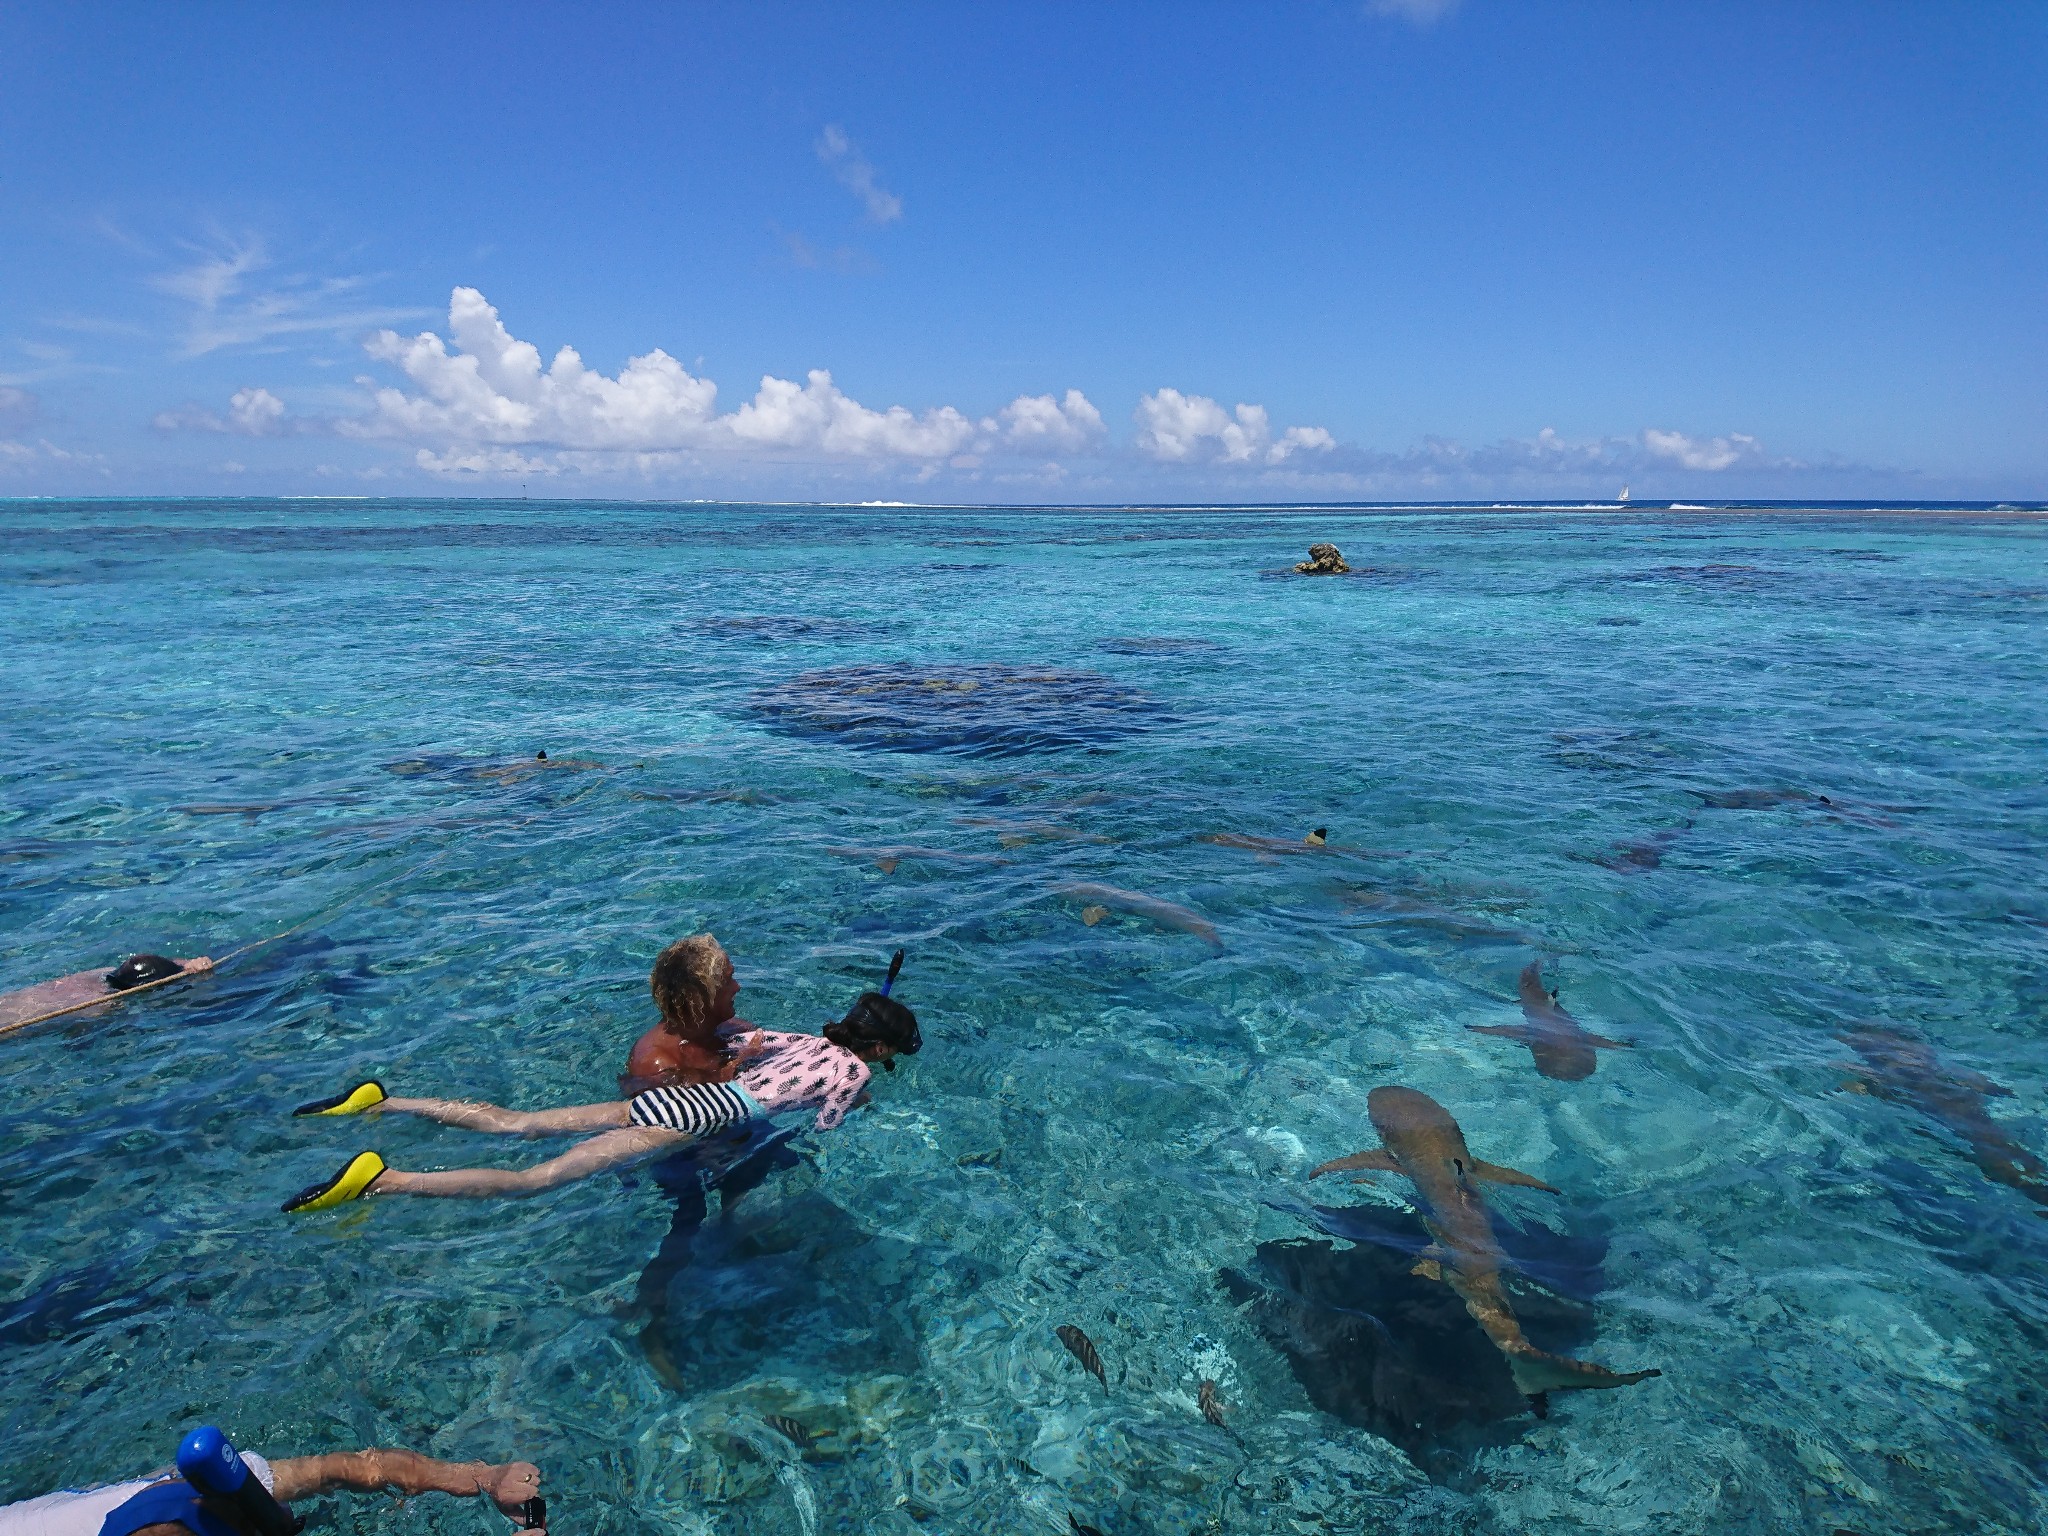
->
[268, 1451, 540, 1517]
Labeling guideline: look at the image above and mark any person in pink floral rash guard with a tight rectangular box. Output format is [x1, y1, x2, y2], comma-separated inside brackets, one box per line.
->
[277, 990, 923, 1210]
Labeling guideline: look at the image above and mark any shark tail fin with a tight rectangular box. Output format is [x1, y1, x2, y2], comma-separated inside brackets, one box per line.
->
[1583, 1033, 1632, 1050]
[1470, 1159, 1561, 1194]
[1505, 1344, 1661, 1396]
[1309, 1148, 1399, 1179]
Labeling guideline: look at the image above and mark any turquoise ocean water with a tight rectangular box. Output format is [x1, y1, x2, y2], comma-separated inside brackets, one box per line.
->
[2, 499, 2045, 1536]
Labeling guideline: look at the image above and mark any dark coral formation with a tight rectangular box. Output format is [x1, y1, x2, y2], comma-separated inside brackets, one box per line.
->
[751, 663, 1165, 757]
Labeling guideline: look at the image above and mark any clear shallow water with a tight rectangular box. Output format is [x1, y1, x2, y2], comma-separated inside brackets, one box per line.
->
[2, 500, 2045, 1536]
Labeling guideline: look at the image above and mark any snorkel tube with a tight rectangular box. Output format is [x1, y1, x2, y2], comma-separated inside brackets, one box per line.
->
[879, 949, 905, 997]
[177, 1427, 303, 1536]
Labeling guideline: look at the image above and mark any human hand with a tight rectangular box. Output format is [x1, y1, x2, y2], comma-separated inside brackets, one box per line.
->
[482, 1462, 542, 1515]
[179, 957, 216, 972]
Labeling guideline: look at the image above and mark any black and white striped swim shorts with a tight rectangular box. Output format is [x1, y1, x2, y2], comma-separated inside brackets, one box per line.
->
[627, 1081, 761, 1134]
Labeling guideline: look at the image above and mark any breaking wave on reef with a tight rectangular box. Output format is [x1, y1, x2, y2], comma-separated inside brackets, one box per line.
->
[750, 662, 1168, 756]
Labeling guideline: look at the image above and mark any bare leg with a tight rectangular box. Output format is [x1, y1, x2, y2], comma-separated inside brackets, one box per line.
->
[374, 1127, 689, 1199]
[378, 1096, 630, 1136]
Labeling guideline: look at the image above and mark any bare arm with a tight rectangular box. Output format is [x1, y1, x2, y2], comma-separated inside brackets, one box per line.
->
[268, 1451, 540, 1515]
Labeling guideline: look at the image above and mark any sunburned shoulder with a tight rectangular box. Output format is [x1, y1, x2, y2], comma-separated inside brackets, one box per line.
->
[0, 970, 112, 1029]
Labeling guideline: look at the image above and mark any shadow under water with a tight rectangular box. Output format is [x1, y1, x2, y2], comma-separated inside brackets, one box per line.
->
[750, 663, 1168, 757]
[1225, 1202, 1611, 1477]
[637, 1179, 973, 1396]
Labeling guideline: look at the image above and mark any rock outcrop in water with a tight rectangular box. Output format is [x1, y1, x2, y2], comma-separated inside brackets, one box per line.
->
[1293, 543, 1351, 575]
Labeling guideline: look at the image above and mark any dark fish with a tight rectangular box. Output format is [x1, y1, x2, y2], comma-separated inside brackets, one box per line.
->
[955, 1148, 1003, 1169]
[1198, 1378, 1227, 1427]
[1069, 1517, 1107, 1536]
[1056, 1324, 1108, 1390]
[764, 1414, 815, 1451]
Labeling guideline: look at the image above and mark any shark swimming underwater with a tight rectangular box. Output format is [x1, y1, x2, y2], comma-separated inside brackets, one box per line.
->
[1310, 1085, 1661, 1400]
[1058, 882, 1223, 949]
[1840, 1024, 2048, 1208]
[1467, 962, 1630, 1081]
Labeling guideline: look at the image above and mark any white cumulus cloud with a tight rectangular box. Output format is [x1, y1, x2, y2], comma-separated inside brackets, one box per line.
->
[342, 288, 1101, 472]
[986, 389, 1106, 452]
[1133, 389, 1335, 465]
[1642, 428, 1765, 471]
[727, 369, 977, 457]
[153, 386, 292, 436]
[816, 125, 903, 225]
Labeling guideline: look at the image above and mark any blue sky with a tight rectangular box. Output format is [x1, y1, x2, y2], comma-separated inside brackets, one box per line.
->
[2, 1, 2043, 502]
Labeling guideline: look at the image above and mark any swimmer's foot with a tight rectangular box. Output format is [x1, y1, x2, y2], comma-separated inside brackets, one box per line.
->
[293, 1080, 387, 1117]
[281, 1151, 387, 1213]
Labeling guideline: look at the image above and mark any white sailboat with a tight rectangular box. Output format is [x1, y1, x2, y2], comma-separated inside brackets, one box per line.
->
[1618, 484, 1631, 503]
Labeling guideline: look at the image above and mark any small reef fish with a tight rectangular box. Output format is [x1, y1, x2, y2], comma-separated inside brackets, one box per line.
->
[827, 845, 1014, 875]
[1840, 1025, 2048, 1206]
[1059, 883, 1223, 950]
[1056, 1324, 1109, 1390]
[955, 1147, 1003, 1169]
[764, 1414, 815, 1451]
[1198, 1378, 1227, 1428]
[1311, 1085, 1661, 1401]
[1467, 963, 1630, 1082]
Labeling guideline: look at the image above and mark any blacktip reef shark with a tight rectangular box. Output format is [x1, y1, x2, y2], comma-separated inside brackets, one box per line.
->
[1468, 962, 1630, 1082]
[1311, 1085, 1661, 1402]
[1058, 882, 1223, 950]
[1839, 1024, 2048, 1208]
[1204, 828, 1330, 856]
[828, 845, 1014, 875]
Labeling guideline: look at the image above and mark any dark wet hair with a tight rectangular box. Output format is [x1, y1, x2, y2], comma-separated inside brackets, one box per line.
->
[105, 954, 185, 990]
[825, 992, 921, 1070]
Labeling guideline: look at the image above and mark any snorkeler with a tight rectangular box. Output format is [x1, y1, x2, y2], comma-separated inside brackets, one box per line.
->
[282, 985, 921, 1210]
[620, 934, 752, 1091]
[0, 1429, 545, 1536]
[0, 954, 215, 1035]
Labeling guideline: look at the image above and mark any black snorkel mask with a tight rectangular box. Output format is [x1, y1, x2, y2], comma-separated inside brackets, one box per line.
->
[845, 950, 919, 1070]
[106, 954, 186, 991]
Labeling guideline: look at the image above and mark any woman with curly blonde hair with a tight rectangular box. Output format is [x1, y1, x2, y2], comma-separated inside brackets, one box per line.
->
[624, 934, 747, 1090]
